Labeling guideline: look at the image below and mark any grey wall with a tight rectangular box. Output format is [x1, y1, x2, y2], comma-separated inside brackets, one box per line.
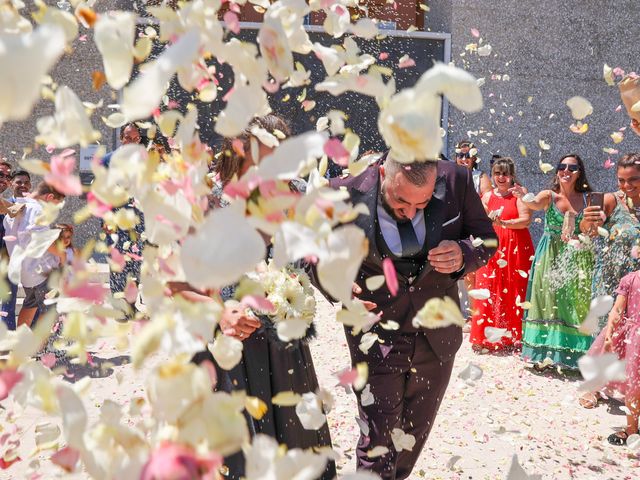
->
[447, 0, 640, 187]
[3, 1, 639, 247]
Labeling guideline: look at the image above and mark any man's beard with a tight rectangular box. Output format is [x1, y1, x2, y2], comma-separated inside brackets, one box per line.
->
[380, 186, 410, 223]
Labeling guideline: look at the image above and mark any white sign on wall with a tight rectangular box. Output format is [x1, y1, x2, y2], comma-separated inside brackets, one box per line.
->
[79, 144, 100, 172]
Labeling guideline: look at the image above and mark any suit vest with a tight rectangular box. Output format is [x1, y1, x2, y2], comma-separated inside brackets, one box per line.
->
[374, 211, 429, 281]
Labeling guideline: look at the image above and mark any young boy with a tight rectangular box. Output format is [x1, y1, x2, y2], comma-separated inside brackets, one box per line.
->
[3, 182, 66, 327]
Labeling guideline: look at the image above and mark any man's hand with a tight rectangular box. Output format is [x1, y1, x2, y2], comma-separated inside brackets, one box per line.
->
[352, 283, 377, 311]
[220, 304, 262, 341]
[428, 240, 464, 274]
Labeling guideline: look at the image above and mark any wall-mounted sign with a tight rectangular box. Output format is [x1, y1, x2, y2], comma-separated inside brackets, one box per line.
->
[79, 144, 100, 172]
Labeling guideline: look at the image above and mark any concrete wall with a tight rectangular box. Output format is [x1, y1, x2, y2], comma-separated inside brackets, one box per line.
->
[2, 1, 639, 247]
[447, 0, 640, 195]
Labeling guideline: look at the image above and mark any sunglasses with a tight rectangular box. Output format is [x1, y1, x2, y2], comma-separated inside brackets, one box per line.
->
[456, 152, 472, 159]
[557, 164, 580, 173]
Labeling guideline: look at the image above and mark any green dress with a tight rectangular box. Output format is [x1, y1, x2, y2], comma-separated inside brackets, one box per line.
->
[521, 196, 595, 369]
[591, 193, 640, 333]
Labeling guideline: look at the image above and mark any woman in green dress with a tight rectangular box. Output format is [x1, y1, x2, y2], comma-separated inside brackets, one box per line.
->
[512, 154, 595, 369]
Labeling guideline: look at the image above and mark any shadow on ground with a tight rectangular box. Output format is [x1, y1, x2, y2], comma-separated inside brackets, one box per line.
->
[59, 355, 131, 383]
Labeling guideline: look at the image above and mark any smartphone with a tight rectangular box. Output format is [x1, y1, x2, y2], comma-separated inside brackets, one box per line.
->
[587, 192, 604, 209]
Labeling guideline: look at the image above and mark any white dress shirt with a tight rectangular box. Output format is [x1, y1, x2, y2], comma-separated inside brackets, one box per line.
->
[376, 201, 426, 257]
[3, 198, 60, 288]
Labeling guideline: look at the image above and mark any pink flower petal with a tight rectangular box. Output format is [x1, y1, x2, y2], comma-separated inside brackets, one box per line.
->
[241, 295, 275, 313]
[604, 158, 615, 169]
[110, 248, 126, 270]
[140, 442, 222, 480]
[223, 11, 240, 34]
[471, 28, 480, 38]
[382, 258, 399, 297]
[50, 446, 80, 473]
[336, 367, 358, 386]
[40, 353, 57, 369]
[64, 282, 108, 303]
[124, 279, 138, 304]
[323, 137, 350, 167]
[0, 368, 23, 401]
[398, 57, 416, 69]
[378, 52, 389, 61]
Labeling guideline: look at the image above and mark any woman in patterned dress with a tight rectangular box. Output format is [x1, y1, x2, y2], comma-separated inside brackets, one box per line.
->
[578, 153, 640, 408]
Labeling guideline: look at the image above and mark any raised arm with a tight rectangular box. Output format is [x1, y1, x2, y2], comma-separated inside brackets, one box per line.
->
[511, 185, 552, 211]
[479, 173, 492, 196]
[604, 293, 627, 351]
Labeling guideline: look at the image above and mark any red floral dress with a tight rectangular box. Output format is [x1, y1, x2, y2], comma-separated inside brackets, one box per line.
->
[470, 192, 534, 349]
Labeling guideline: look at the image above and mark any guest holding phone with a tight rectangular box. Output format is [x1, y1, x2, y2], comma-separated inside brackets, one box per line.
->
[579, 153, 640, 408]
[512, 154, 595, 370]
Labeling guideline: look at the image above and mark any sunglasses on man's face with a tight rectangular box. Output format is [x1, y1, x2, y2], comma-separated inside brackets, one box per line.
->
[557, 164, 580, 173]
[456, 152, 472, 160]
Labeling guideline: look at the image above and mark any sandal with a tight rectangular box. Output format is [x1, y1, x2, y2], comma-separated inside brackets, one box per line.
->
[578, 392, 600, 409]
[532, 362, 550, 372]
[607, 431, 629, 446]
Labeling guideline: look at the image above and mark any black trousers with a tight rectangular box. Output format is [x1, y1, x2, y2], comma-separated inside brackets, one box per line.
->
[348, 332, 455, 480]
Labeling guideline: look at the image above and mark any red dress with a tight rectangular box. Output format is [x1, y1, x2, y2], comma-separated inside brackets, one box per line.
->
[470, 191, 534, 349]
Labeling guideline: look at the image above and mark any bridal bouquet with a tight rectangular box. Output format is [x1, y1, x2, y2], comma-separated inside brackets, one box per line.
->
[243, 261, 317, 342]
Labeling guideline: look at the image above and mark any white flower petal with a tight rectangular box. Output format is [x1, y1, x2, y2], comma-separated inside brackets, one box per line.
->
[579, 295, 614, 334]
[577, 352, 626, 392]
[0, 25, 66, 123]
[255, 131, 326, 180]
[458, 362, 483, 382]
[390, 428, 416, 452]
[484, 327, 511, 343]
[350, 18, 379, 39]
[214, 82, 271, 138]
[36, 85, 100, 148]
[566, 96, 593, 120]
[94, 12, 136, 89]
[295, 392, 327, 430]
[209, 334, 243, 370]
[180, 202, 267, 290]
[467, 288, 490, 300]
[258, 17, 293, 82]
[121, 29, 200, 121]
[316, 225, 368, 306]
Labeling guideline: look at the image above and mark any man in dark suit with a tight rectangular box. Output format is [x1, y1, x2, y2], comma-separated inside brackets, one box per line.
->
[329, 153, 497, 479]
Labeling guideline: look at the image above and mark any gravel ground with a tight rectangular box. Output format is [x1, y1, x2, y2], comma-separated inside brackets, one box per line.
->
[2, 290, 638, 479]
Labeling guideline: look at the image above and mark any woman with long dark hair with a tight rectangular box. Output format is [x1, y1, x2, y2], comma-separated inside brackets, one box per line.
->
[512, 154, 595, 369]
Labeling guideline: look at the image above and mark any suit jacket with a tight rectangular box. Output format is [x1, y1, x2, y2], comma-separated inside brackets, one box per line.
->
[330, 160, 498, 363]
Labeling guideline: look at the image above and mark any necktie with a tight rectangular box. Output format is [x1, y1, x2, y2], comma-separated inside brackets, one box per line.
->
[397, 220, 421, 257]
